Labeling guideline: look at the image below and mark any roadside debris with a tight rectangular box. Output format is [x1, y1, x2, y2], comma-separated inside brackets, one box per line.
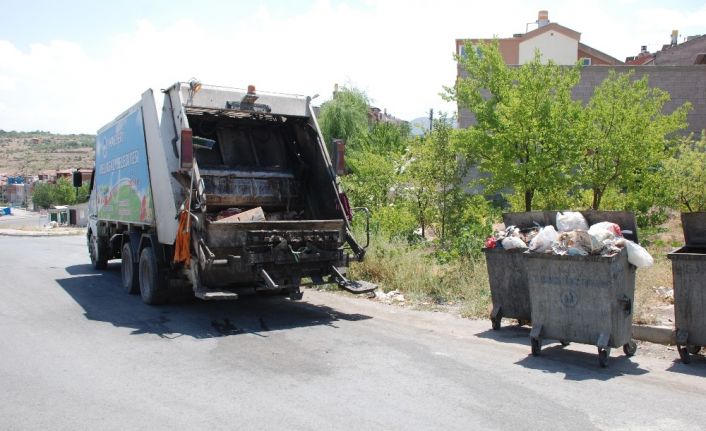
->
[375, 289, 406, 304]
[653, 286, 675, 304]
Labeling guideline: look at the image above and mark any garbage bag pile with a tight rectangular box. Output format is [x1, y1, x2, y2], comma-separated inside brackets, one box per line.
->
[485, 211, 653, 268]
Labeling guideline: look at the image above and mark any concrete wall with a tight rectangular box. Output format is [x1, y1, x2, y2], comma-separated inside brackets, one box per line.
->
[68, 203, 88, 227]
[458, 65, 706, 137]
[519, 31, 577, 65]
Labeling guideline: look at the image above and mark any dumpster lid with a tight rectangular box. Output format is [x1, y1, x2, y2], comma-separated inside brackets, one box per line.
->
[503, 210, 639, 244]
[681, 212, 706, 246]
[502, 212, 549, 231]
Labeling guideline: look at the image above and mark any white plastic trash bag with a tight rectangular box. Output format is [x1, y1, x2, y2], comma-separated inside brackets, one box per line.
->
[589, 228, 614, 244]
[588, 222, 622, 238]
[529, 225, 558, 253]
[625, 240, 654, 268]
[556, 211, 589, 232]
[501, 236, 527, 250]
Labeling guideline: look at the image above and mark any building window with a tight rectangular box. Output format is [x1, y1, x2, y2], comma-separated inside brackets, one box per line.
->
[458, 44, 482, 59]
[580, 57, 592, 66]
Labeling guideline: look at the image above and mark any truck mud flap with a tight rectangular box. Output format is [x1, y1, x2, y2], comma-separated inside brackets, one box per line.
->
[330, 266, 377, 294]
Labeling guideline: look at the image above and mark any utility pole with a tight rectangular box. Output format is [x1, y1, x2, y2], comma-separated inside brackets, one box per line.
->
[429, 108, 434, 133]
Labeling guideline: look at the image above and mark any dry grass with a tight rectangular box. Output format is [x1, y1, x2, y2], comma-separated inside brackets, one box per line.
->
[633, 215, 684, 325]
[634, 255, 673, 325]
[348, 235, 492, 318]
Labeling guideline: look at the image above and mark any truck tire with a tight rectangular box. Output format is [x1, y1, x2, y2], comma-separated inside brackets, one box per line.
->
[121, 242, 139, 294]
[139, 246, 168, 305]
[88, 231, 108, 270]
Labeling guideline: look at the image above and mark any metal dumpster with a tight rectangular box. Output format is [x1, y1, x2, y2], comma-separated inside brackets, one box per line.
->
[482, 211, 547, 330]
[526, 211, 639, 367]
[668, 212, 706, 364]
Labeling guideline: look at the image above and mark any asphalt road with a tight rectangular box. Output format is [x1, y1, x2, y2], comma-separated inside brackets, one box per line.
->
[0, 209, 44, 229]
[1, 235, 705, 430]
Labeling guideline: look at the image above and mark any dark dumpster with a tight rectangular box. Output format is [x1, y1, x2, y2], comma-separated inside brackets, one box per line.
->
[482, 211, 546, 330]
[668, 211, 706, 364]
[526, 211, 639, 367]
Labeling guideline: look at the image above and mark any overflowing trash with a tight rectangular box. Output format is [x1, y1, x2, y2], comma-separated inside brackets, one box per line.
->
[485, 211, 653, 268]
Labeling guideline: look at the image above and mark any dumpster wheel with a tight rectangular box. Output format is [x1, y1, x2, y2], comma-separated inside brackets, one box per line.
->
[598, 348, 609, 368]
[688, 345, 701, 355]
[490, 306, 502, 330]
[677, 345, 691, 364]
[623, 340, 637, 357]
[531, 337, 541, 356]
[491, 315, 501, 331]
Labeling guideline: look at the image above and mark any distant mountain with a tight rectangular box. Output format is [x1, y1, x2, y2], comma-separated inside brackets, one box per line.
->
[409, 117, 430, 136]
[409, 116, 457, 137]
[0, 131, 95, 175]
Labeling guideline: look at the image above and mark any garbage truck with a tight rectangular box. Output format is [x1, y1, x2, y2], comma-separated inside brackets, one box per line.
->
[86, 81, 375, 304]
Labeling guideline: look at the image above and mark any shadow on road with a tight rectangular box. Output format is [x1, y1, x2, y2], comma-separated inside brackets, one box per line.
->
[56, 264, 371, 340]
[666, 355, 706, 376]
[514, 344, 649, 381]
[475, 325, 532, 347]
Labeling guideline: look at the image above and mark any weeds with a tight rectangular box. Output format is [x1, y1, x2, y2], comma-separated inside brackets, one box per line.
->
[348, 233, 492, 318]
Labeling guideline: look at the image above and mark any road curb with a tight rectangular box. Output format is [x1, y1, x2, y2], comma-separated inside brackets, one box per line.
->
[0, 228, 86, 237]
[632, 324, 675, 345]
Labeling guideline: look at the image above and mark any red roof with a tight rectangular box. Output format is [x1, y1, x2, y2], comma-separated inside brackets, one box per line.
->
[625, 54, 654, 65]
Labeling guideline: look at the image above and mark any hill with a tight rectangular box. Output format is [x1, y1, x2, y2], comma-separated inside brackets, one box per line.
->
[0, 131, 95, 176]
[409, 116, 457, 137]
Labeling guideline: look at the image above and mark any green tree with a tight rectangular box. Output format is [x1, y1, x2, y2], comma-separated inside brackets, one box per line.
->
[53, 177, 77, 205]
[76, 182, 91, 203]
[318, 86, 369, 149]
[446, 41, 584, 211]
[581, 71, 690, 209]
[404, 144, 437, 240]
[664, 133, 706, 212]
[31, 182, 55, 209]
[342, 121, 410, 211]
[405, 114, 463, 245]
[356, 121, 410, 154]
[342, 151, 398, 209]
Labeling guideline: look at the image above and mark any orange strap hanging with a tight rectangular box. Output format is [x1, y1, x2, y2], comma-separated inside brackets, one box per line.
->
[173, 210, 191, 265]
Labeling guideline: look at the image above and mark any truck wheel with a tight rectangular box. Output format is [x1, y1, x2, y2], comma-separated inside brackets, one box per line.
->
[88, 232, 108, 270]
[139, 247, 168, 305]
[121, 243, 139, 294]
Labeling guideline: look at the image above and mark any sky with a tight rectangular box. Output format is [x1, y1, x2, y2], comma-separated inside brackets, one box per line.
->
[1, 0, 705, 133]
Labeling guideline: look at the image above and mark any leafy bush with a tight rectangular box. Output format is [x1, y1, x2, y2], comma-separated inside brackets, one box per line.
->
[30, 177, 85, 208]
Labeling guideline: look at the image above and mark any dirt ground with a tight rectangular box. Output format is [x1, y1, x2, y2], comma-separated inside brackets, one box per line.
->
[634, 213, 686, 326]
